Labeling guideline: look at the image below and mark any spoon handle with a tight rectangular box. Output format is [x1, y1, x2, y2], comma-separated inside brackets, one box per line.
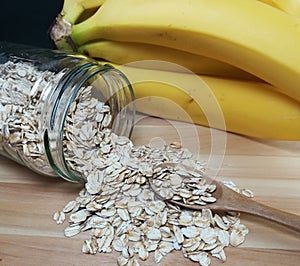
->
[236, 195, 300, 232]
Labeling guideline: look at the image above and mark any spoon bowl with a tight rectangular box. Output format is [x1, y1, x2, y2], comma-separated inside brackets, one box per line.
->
[149, 162, 300, 232]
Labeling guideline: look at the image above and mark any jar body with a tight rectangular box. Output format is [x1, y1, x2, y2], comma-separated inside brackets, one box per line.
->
[0, 42, 135, 182]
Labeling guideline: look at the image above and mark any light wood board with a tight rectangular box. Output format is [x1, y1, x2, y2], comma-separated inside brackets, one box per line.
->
[1, 115, 299, 266]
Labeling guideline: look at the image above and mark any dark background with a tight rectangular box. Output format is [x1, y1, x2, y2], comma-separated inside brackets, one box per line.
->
[0, 0, 64, 48]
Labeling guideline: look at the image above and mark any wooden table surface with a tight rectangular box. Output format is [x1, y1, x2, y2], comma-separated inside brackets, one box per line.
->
[1, 115, 300, 266]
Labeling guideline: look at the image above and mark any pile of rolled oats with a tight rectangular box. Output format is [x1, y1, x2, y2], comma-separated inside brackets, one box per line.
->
[54, 81, 252, 266]
[0, 59, 252, 266]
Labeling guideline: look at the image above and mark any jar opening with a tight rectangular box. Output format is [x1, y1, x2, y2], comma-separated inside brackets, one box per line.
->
[46, 62, 135, 182]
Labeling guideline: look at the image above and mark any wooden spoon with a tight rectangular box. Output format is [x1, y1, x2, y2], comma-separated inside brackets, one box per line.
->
[149, 162, 300, 232]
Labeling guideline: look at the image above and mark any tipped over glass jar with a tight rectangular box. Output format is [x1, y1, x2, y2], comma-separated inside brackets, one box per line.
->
[0, 42, 135, 182]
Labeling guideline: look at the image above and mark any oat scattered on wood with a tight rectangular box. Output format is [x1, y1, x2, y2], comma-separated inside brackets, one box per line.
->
[54, 83, 253, 265]
[0, 60, 252, 266]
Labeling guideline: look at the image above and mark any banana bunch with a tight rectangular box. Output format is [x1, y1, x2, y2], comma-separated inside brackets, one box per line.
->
[50, 0, 300, 140]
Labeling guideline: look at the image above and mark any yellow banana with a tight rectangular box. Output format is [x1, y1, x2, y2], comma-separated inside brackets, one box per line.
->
[54, 0, 300, 102]
[78, 40, 260, 80]
[258, 0, 300, 16]
[108, 62, 300, 140]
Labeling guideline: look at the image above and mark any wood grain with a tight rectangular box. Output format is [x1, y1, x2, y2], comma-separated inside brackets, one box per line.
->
[1, 114, 300, 266]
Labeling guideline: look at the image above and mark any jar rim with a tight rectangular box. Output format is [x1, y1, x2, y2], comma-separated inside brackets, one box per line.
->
[45, 61, 135, 182]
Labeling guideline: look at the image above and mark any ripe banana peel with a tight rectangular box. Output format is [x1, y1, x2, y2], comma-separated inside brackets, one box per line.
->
[259, 0, 300, 16]
[108, 62, 300, 140]
[51, 0, 300, 102]
[78, 41, 260, 80]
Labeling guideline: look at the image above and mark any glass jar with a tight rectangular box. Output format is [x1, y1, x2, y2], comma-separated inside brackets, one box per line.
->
[0, 42, 135, 182]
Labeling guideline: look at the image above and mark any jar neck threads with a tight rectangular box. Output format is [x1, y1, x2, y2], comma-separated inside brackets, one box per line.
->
[45, 61, 135, 182]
